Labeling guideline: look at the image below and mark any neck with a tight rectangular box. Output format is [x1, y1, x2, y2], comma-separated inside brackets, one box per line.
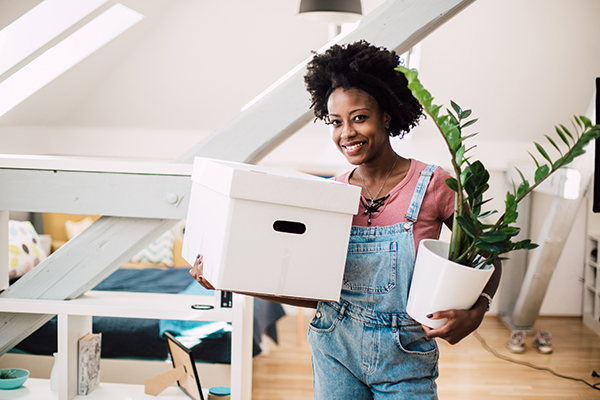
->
[359, 152, 400, 181]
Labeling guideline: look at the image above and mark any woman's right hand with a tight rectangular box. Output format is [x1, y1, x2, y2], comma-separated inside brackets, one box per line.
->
[189, 254, 215, 290]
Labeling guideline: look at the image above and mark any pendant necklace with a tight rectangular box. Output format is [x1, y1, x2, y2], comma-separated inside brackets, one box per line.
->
[358, 156, 398, 225]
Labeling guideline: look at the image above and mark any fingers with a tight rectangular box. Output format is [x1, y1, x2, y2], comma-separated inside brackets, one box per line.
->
[189, 254, 215, 290]
[422, 324, 432, 335]
[422, 309, 480, 345]
[193, 254, 203, 271]
[427, 310, 455, 320]
[197, 275, 216, 290]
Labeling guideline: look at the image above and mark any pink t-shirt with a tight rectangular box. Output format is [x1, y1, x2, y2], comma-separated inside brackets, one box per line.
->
[336, 159, 455, 250]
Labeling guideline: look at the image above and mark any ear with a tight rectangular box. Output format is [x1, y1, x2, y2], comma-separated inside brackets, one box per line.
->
[383, 111, 391, 130]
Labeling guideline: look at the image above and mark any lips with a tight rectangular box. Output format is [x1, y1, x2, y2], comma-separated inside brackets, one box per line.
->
[342, 141, 364, 155]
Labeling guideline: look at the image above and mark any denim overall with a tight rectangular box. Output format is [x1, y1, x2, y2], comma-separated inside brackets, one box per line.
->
[308, 165, 439, 400]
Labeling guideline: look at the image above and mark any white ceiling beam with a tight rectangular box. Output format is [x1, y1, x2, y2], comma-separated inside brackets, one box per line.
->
[0, 168, 190, 219]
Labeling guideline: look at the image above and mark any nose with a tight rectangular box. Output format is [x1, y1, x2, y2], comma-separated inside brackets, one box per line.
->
[340, 124, 355, 140]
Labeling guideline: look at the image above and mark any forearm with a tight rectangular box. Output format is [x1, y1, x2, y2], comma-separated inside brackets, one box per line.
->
[242, 292, 318, 309]
[483, 259, 502, 298]
[470, 259, 502, 315]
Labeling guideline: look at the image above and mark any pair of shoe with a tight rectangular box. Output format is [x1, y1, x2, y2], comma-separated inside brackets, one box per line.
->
[506, 330, 553, 354]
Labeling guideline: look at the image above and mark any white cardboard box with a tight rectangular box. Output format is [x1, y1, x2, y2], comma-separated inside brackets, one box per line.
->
[182, 157, 361, 301]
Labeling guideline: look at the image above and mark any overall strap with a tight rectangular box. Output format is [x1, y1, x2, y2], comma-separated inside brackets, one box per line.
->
[405, 164, 439, 222]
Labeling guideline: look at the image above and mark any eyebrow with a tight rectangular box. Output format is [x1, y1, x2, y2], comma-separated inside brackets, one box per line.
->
[328, 107, 370, 118]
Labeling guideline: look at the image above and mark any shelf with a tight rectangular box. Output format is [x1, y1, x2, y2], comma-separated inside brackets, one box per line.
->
[1, 292, 253, 400]
[0, 291, 233, 321]
[584, 233, 600, 336]
[0, 378, 209, 400]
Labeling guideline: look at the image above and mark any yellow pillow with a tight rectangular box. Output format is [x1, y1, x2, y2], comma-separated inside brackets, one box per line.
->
[65, 217, 94, 240]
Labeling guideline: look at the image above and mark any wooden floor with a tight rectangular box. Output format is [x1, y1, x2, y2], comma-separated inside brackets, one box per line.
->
[252, 314, 600, 399]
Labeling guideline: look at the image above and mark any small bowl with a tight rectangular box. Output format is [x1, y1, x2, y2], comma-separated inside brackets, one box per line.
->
[0, 368, 30, 390]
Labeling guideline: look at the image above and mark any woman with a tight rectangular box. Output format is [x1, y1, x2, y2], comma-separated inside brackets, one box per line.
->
[191, 41, 501, 399]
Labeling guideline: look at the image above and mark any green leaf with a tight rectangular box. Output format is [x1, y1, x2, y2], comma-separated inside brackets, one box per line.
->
[515, 167, 527, 184]
[559, 124, 574, 140]
[451, 100, 462, 118]
[517, 180, 530, 198]
[555, 126, 570, 145]
[407, 80, 420, 91]
[479, 230, 508, 243]
[436, 115, 450, 129]
[447, 110, 459, 127]
[455, 146, 466, 165]
[534, 142, 553, 165]
[456, 215, 478, 239]
[472, 197, 493, 209]
[528, 151, 541, 168]
[514, 239, 538, 250]
[448, 127, 462, 151]
[545, 134, 562, 156]
[461, 119, 478, 129]
[429, 105, 441, 119]
[559, 124, 575, 141]
[475, 239, 511, 253]
[479, 209, 497, 219]
[445, 177, 459, 192]
[461, 132, 479, 141]
[534, 164, 550, 183]
[462, 109, 472, 119]
[580, 116, 592, 129]
[502, 226, 521, 237]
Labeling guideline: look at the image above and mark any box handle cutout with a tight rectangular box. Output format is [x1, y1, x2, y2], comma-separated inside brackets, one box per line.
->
[273, 220, 306, 235]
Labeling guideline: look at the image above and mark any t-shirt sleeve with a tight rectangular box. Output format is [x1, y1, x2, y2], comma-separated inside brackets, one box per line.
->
[432, 167, 455, 222]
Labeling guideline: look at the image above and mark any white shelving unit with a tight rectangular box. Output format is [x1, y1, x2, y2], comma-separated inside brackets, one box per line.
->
[0, 378, 211, 400]
[0, 291, 253, 400]
[584, 233, 600, 335]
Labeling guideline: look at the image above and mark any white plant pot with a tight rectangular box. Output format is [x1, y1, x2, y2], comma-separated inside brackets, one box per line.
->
[407, 239, 495, 329]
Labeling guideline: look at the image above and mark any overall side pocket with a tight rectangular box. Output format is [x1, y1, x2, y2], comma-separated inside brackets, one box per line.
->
[394, 323, 438, 356]
[308, 303, 341, 333]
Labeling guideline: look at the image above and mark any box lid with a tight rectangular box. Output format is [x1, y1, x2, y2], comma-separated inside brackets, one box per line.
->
[191, 157, 360, 215]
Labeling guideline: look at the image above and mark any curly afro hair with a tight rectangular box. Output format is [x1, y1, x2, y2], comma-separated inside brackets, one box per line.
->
[304, 40, 423, 138]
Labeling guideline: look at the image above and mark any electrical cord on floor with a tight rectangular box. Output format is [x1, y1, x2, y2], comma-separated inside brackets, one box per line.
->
[473, 331, 600, 391]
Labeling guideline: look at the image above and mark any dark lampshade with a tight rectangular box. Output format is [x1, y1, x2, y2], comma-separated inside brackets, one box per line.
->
[298, 0, 362, 24]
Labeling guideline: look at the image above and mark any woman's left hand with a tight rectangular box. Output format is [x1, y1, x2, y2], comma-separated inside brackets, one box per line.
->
[189, 254, 215, 290]
[421, 301, 486, 345]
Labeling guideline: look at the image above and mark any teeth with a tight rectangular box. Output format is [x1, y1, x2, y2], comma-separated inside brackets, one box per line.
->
[345, 143, 363, 151]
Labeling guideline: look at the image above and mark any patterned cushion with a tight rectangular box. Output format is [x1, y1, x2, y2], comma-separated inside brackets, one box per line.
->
[130, 230, 175, 267]
[8, 220, 48, 280]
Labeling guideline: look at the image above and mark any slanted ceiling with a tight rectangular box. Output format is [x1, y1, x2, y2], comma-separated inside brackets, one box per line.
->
[1, 0, 600, 163]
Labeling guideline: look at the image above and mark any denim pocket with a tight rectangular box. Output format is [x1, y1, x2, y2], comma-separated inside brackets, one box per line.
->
[343, 241, 397, 293]
[394, 324, 438, 356]
[308, 304, 341, 333]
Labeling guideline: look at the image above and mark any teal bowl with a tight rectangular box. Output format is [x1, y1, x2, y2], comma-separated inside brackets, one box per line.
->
[0, 369, 30, 390]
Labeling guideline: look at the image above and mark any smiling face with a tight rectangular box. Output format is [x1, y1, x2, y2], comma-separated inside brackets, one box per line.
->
[327, 87, 392, 166]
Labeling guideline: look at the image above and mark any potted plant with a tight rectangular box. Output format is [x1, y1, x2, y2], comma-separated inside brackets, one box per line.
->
[395, 66, 600, 328]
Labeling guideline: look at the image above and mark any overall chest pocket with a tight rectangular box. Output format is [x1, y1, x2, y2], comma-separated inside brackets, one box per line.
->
[343, 240, 397, 293]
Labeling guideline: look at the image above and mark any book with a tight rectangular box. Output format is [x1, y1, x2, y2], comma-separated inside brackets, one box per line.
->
[78, 333, 101, 395]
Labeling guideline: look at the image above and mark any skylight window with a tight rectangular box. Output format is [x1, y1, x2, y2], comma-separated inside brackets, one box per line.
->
[0, 3, 144, 118]
[0, 0, 109, 77]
